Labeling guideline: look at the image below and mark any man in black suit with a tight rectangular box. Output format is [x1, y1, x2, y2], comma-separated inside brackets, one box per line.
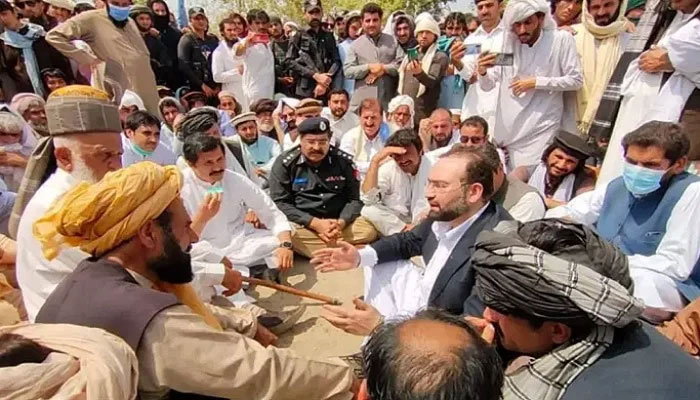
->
[312, 145, 512, 336]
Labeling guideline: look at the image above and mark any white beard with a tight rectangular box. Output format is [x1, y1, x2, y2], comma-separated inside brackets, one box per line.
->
[69, 156, 101, 184]
[388, 120, 413, 133]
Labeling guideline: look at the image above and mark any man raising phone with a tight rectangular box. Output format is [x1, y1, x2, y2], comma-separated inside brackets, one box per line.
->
[235, 9, 274, 105]
[471, 0, 582, 171]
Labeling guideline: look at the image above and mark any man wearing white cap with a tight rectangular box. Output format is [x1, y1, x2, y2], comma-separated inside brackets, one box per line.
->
[476, 0, 582, 170]
[387, 94, 415, 133]
[397, 14, 449, 123]
[45, 0, 74, 23]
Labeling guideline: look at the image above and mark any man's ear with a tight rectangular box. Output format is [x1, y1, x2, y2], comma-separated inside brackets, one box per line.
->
[671, 155, 688, 175]
[54, 146, 73, 172]
[136, 220, 161, 252]
[548, 322, 572, 345]
[124, 129, 134, 139]
[466, 182, 485, 204]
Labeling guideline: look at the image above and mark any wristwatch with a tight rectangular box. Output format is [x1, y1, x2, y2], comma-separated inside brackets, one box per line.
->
[280, 241, 293, 249]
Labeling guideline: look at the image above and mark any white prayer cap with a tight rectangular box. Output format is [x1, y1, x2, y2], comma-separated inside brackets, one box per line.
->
[275, 97, 301, 114]
[119, 90, 145, 111]
[414, 15, 440, 37]
[388, 95, 415, 117]
[503, 0, 556, 30]
[414, 12, 434, 25]
[45, 0, 75, 12]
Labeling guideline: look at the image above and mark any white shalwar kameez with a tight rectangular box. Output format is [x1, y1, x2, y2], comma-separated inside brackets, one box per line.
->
[479, 28, 582, 170]
[235, 38, 274, 106]
[358, 205, 487, 319]
[360, 156, 432, 236]
[212, 40, 249, 112]
[457, 23, 506, 128]
[181, 168, 291, 279]
[339, 124, 390, 180]
[597, 9, 700, 187]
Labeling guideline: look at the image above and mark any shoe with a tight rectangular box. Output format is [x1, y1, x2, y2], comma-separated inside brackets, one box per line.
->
[262, 268, 281, 284]
[257, 305, 307, 335]
[248, 264, 267, 279]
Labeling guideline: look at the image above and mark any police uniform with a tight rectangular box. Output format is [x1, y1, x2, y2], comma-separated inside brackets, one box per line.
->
[285, 0, 342, 99]
[269, 117, 378, 257]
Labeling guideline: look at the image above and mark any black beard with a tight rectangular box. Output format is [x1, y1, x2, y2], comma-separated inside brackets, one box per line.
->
[240, 135, 258, 145]
[147, 229, 194, 284]
[428, 199, 470, 221]
[109, 15, 129, 28]
[137, 25, 150, 33]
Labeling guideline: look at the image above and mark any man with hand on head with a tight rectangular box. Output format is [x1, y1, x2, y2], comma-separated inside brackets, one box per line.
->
[269, 117, 378, 258]
[360, 129, 432, 236]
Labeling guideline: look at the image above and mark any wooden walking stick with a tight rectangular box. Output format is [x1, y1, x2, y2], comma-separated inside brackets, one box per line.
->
[243, 276, 343, 305]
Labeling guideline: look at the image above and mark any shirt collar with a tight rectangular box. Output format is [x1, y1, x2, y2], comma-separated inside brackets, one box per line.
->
[298, 152, 333, 165]
[431, 202, 489, 241]
[126, 269, 156, 289]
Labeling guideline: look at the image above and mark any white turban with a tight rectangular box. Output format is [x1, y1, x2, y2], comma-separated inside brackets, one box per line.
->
[119, 90, 145, 111]
[387, 95, 415, 126]
[503, 0, 556, 31]
[276, 97, 300, 114]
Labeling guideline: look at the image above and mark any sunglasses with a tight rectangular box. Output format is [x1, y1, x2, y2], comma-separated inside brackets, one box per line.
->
[14, 0, 36, 8]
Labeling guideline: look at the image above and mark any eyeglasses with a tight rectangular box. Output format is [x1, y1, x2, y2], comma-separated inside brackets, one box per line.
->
[460, 136, 485, 145]
[14, 0, 36, 8]
[426, 181, 468, 193]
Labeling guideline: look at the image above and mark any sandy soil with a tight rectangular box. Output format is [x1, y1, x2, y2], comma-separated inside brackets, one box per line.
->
[249, 257, 365, 358]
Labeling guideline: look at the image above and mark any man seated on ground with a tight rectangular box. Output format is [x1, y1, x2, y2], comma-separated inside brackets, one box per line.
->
[229, 112, 281, 186]
[174, 107, 249, 178]
[15, 86, 123, 322]
[283, 98, 323, 150]
[314, 146, 512, 334]
[386, 95, 414, 133]
[340, 98, 391, 180]
[358, 309, 504, 400]
[0, 111, 32, 192]
[547, 121, 700, 323]
[250, 98, 279, 142]
[480, 142, 545, 222]
[321, 88, 359, 145]
[511, 130, 595, 208]
[269, 117, 378, 258]
[33, 162, 359, 399]
[360, 129, 432, 236]
[420, 108, 459, 152]
[121, 110, 177, 167]
[468, 219, 700, 399]
[427, 114, 488, 161]
[0, 323, 139, 399]
[182, 134, 293, 288]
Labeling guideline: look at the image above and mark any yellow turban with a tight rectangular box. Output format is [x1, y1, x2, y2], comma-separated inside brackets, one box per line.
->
[33, 161, 222, 331]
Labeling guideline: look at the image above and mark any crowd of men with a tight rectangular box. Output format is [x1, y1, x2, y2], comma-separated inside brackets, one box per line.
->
[0, 0, 700, 398]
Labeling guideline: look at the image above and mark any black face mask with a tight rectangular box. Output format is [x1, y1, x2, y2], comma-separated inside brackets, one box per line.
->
[153, 14, 170, 31]
[147, 228, 194, 284]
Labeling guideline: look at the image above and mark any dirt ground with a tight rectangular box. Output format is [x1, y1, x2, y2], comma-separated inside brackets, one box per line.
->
[250, 257, 365, 358]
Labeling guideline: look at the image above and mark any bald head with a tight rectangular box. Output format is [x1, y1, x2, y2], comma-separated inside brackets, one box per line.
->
[430, 109, 454, 147]
[362, 309, 503, 400]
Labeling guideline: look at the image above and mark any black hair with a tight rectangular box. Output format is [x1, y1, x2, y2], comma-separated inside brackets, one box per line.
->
[461, 115, 489, 136]
[328, 88, 350, 101]
[361, 3, 384, 19]
[622, 121, 689, 164]
[541, 141, 587, 176]
[478, 142, 502, 172]
[183, 133, 225, 164]
[74, 3, 95, 13]
[0, 0, 14, 13]
[445, 12, 467, 27]
[246, 9, 269, 25]
[363, 308, 504, 400]
[385, 129, 423, 154]
[125, 110, 160, 132]
[441, 145, 495, 199]
[0, 334, 54, 368]
[270, 15, 282, 25]
[219, 16, 237, 33]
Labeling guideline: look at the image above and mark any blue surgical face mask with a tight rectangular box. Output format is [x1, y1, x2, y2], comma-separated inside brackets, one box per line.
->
[130, 139, 154, 157]
[108, 4, 131, 21]
[622, 161, 667, 197]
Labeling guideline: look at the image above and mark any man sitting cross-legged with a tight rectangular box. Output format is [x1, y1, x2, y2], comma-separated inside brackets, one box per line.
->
[360, 129, 432, 236]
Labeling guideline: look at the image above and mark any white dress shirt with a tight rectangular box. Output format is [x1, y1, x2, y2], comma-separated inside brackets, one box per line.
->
[359, 204, 488, 314]
[546, 180, 700, 312]
[321, 107, 360, 145]
[16, 169, 89, 321]
[235, 38, 274, 105]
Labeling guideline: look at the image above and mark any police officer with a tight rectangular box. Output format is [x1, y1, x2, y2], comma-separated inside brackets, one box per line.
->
[269, 117, 378, 257]
[285, 0, 343, 100]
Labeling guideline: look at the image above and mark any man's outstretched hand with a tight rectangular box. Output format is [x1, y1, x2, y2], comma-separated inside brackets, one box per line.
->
[311, 241, 360, 272]
[321, 297, 382, 336]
